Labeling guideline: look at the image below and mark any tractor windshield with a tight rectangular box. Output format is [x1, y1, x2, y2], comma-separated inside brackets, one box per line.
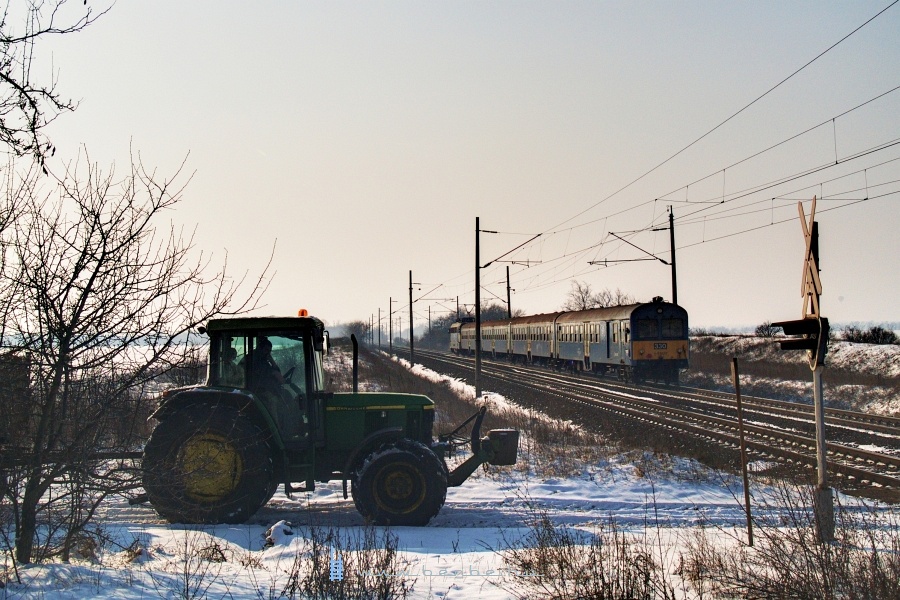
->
[211, 331, 312, 396]
[266, 334, 306, 391]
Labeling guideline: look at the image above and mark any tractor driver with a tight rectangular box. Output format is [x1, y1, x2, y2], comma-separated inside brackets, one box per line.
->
[251, 336, 284, 391]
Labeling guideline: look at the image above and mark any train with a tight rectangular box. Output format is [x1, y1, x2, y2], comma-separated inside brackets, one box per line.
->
[449, 296, 689, 383]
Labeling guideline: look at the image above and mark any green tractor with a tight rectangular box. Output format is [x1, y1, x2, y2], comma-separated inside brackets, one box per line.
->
[142, 314, 518, 526]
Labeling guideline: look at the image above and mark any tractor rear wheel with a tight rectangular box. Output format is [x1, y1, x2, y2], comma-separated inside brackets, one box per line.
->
[354, 442, 447, 526]
[143, 404, 274, 524]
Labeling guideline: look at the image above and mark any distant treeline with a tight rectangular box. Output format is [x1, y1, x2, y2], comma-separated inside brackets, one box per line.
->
[692, 322, 900, 337]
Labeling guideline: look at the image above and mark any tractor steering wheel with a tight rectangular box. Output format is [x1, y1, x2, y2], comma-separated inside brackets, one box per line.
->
[282, 366, 295, 383]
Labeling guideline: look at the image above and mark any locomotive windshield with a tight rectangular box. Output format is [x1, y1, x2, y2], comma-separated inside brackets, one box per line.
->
[662, 318, 684, 338]
[636, 319, 659, 339]
[636, 317, 685, 339]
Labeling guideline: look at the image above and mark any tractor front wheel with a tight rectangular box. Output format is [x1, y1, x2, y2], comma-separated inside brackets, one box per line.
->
[142, 404, 274, 524]
[354, 442, 447, 526]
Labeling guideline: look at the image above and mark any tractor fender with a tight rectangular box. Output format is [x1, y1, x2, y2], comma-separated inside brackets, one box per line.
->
[340, 426, 404, 499]
[150, 388, 286, 451]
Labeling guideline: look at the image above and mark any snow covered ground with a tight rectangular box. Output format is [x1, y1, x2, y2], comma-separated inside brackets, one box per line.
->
[5, 448, 782, 599]
[9, 456, 760, 599]
[3, 349, 899, 599]
[688, 335, 900, 415]
[690, 335, 900, 378]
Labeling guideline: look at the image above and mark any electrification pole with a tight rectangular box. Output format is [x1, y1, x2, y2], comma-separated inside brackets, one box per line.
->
[669, 205, 678, 306]
[506, 266, 512, 318]
[409, 270, 415, 364]
[475, 217, 482, 400]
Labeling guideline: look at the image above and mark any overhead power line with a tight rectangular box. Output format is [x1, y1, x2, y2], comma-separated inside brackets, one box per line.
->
[406, 2, 900, 310]
[672, 138, 900, 224]
[657, 83, 900, 202]
[542, 0, 899, 234]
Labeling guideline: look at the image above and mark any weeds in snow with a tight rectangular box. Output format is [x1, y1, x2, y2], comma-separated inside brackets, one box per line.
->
[146, 529, 229, 600]
[497, 508, 678, 600]
[279, 524, 412, 600]
[681, 483, 900, 599]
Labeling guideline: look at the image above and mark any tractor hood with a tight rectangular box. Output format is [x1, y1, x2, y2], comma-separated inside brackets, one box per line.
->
[327, 392, 434, 411]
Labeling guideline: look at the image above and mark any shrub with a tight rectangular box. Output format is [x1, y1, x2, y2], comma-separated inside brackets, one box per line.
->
[754, 322, 782, 338]
[844, 326, 899, 345]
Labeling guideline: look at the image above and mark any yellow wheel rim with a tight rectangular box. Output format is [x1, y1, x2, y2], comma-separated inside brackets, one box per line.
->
[384, 470, 415, 500]
[177, 433, 243, 503]
[373, 463, 425, 514]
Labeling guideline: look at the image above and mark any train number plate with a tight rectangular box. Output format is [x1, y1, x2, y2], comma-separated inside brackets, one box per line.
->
[653, 343, 668, 350]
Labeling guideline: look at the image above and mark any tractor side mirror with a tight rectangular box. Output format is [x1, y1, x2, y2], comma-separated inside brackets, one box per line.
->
[314, 330, 330, 355]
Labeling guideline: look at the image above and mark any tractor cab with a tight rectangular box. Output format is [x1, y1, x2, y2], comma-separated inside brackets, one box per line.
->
[206, 317, 327, 448]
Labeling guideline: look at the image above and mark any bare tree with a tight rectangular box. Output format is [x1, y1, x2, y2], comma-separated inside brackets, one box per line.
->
[562, 280, 634, 311]
[755, 321, 782, 338]
[0, 1, 108, 165]
[418, 313, 457, 350]
[562, 280, 596, 311]
[480, 301, 519, 322]
[586, 287, 635, 308]
[844, 325, 899, 345]
[343, 320, 371, 343]
[1, 150, 268, 564]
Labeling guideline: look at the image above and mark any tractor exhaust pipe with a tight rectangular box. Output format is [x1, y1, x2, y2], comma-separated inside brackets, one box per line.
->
[351, 334, 359, 393]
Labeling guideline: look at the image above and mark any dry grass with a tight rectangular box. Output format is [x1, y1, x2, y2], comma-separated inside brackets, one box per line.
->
[279, 524, 412, 600]
[496, 482, 900, 600]
[681, 484, 900, 599]
[498, 509, 678, 600]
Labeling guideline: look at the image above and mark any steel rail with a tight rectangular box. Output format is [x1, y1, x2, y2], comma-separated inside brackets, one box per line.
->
[417, 349, 900, 490]
[640, 380, 900, 433]
[426, 350, 900, 438]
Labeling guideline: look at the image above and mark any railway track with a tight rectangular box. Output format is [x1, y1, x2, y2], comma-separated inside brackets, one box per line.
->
[412, 349, 900, 498]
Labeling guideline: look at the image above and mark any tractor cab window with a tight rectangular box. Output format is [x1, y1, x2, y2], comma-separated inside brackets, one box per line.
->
[258, 334, 307, 394]
[213, 335, 246, 387]
[247, 333, 309, 445]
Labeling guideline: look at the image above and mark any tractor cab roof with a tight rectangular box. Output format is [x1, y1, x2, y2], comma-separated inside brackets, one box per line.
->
[205, 315, 325, 334]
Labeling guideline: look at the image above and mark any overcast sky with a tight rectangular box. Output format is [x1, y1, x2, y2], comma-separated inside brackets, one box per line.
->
[35, 1, 900, 330]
